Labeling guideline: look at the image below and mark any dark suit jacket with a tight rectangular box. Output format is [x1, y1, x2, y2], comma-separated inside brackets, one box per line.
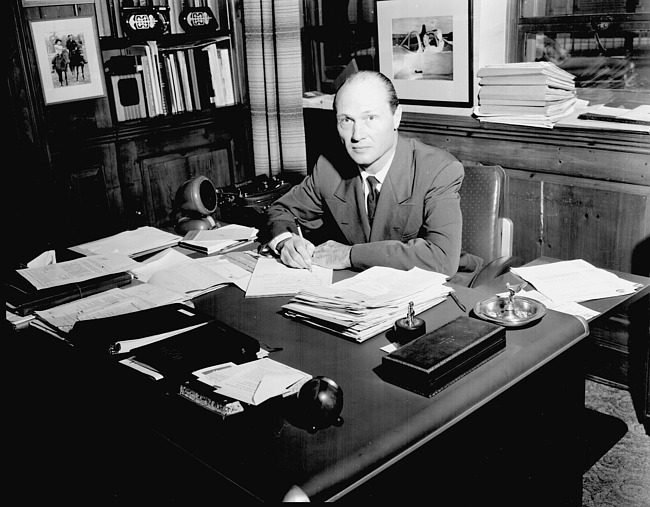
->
[262, 136, 482, 282]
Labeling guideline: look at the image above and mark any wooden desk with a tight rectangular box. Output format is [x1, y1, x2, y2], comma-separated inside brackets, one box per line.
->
[7, 260, 649, 504]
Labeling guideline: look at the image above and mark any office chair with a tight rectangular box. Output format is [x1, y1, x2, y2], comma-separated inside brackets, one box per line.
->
[459, 163, 522, 288]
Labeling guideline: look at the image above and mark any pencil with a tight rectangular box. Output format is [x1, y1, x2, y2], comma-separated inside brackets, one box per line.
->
[294, 217, 312, 272]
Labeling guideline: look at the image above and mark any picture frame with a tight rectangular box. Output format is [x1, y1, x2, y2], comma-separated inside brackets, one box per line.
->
[29, 15, 106, 105]
[377, 0, 473, 108]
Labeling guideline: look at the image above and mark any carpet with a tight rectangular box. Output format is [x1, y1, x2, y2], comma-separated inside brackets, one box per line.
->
[582, 379, 650, 507]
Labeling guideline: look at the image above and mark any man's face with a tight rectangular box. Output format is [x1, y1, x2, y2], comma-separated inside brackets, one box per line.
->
[335, 80, 401, 173]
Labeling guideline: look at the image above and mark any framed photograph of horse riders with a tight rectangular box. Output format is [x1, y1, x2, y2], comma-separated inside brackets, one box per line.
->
[377, 0, 472, 108]
[29, 14, 106, 105]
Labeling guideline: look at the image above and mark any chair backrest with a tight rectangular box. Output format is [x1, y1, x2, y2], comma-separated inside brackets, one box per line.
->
[459, 164, 512, 264]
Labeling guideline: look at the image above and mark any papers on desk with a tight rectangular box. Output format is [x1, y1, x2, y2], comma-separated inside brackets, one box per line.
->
[34, 284, 188, 335]
[17, 254, 139, 290]
[244, 257, 333, 298]
[193, 358, 311, 406]
[511, 259, 641, 307]
[282, 266, 452, 343]
[179, 224, 258, 254]
[131, 248, 232, 297]
[69, 226, 182, 258]
[28, 250, 252, 336]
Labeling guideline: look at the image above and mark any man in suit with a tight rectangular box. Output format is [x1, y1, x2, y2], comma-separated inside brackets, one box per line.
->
[260, 70, 481, 283]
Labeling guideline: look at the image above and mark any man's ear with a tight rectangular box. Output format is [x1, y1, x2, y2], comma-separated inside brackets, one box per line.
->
[393, 105, 403, 130]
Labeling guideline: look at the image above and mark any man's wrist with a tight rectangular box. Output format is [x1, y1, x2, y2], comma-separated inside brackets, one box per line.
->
[276, 237, 290, 253]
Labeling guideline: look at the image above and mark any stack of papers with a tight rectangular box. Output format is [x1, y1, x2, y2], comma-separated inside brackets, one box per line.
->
[193, 358, 311, 406]
[473, 62, 578, 128]
[179, 224, 258, 254]
[510, 259, 642, 313]
[69, 226, 182, 258]
[282, 266, 452, 343]
[31, 249, 253, 336]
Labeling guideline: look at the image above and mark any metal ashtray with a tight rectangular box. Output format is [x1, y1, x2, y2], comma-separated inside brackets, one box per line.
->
[473, 282, 546, 328]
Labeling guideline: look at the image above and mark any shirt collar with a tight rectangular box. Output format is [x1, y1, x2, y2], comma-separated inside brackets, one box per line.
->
[360, 150, 395, 185]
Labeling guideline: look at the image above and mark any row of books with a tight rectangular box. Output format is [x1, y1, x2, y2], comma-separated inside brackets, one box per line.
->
[95, 0, 222, 38]
[107, 39, 236, 121]
[473, 62, 578, 128]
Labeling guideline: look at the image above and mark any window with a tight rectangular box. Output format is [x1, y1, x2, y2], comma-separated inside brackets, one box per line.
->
[511, 0, 650, 106]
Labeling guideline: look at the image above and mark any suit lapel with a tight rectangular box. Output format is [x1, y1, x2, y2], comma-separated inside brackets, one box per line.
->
[370, 137, 413, 241]
[330, 175, 369, 242]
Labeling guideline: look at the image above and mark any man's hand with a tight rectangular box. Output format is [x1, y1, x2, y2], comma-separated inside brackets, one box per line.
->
[278, 235, 315, 271]
[313, 240, 352, 269]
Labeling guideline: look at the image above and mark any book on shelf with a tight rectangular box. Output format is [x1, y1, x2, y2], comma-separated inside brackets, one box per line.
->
[478, 74, 575, 90]
[478, 97, 567, 106]
[218, 47, 236, 105]
[381, 316, 506, 398]
[203, 43, 226, 106]
[478, 85, 576, 101]
[116, 38, 236, 118]
[476, 98, 577, 117]
[176, 50, 195, 112]
[476, 61, 575, 81]
[111, 73, 148, 122]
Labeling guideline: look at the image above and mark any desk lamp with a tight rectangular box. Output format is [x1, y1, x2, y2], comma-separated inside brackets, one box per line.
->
[174, 176, 219, 234]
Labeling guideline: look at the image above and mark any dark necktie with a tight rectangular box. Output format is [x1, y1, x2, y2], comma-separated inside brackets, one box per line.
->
[366, 175, 379, 226]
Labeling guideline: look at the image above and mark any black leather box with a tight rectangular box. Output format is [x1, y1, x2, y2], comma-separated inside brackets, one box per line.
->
[381, 316, 506, 398]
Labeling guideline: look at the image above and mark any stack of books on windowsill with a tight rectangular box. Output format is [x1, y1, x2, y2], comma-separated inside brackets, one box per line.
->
[473, 62, 578, 128]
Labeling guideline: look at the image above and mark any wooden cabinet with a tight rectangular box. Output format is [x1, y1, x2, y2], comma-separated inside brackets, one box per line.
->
[505, 170, 650, 274]
[9, 0, 253, 253]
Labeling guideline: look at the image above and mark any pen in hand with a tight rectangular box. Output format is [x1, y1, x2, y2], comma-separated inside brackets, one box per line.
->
[294, 217, 312, 272]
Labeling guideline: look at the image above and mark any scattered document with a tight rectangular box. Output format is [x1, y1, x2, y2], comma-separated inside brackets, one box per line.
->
[17, 254, 139, 290]
[194, 358, 311, 406]
[496, 289, 600, 321]
[34, 287, 158, 333]
[179, 224, 258, 254]
[192, 255, 253, 291]
[244, 257, 333, 298]
[282, 266, 452, 342]
[131, 248, 230, 296]
[511, 259, 641, 306]
[69, 226, 181, 258]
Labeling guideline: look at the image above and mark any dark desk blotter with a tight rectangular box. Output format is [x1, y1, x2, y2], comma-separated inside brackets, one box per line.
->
[382, 316, 506, 398]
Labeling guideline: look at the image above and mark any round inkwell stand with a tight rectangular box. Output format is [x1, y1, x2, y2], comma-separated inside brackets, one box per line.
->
[393, 301, 426, 345]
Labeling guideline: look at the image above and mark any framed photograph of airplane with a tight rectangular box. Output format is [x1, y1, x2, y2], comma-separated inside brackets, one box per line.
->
[377, 0, 472, 107]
